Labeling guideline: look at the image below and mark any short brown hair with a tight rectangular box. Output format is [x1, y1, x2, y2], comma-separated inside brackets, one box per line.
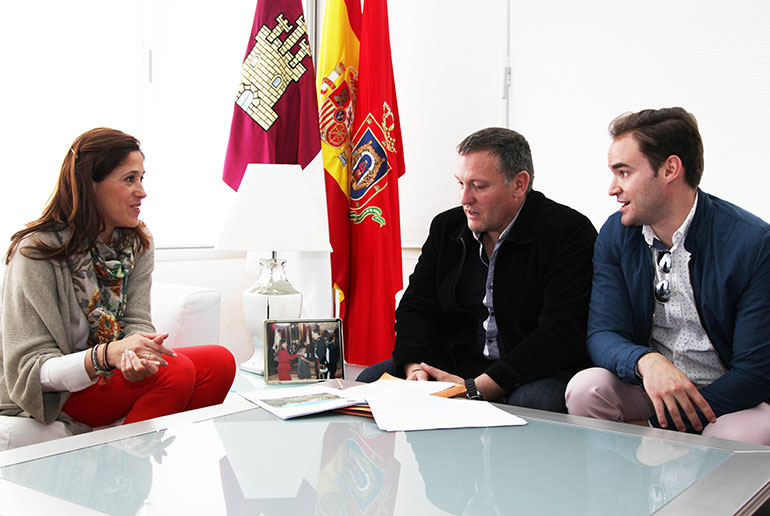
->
[6, 128, 150, 264]
[457, 127, 535, 193]
[609, 107, 703, 188]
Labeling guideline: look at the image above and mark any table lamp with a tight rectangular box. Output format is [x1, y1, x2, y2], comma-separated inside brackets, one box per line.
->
[216, 163, 332, 374]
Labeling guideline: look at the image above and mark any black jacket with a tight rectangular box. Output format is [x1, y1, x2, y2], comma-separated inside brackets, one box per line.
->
[393, 191, 597, 392]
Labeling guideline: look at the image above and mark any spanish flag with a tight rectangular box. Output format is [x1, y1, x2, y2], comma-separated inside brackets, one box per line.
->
[317, 1, 360, 317]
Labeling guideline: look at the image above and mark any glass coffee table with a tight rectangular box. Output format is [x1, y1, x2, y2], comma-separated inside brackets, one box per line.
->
[1, 388, 769, 515]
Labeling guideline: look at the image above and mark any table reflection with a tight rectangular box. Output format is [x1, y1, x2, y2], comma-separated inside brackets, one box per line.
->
[406, 424, 589, 515]
[0, 411, 734, 516]
[218, 420, 399, 515]
[583, 430, 727, 514]
[0, 429, 175, 516]
[405, 422, 729, 516]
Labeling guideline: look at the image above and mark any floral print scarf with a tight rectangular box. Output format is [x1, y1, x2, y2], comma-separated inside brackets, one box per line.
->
[59, 229, 137, 347]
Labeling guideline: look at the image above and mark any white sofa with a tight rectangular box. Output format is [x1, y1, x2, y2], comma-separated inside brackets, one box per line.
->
[0, 282, 222, 451]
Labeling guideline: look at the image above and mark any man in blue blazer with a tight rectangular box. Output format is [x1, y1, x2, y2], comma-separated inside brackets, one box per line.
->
[566, 107, 770, 445]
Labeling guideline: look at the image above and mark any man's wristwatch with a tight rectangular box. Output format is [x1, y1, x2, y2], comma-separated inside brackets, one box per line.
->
[465, 378, 484, 400]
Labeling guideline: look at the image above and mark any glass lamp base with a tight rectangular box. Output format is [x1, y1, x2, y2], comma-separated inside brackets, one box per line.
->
[240, 257, 302, 375]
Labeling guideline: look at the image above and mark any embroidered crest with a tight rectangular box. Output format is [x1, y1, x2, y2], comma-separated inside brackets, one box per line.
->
[349, 105, 398, 227]
[319, 63, 358, 164]
[235, 13, 312, 131]
[350, 127, 387, 202]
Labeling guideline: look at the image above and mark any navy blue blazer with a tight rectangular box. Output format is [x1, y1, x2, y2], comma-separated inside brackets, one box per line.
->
[588, 190, 770, 430]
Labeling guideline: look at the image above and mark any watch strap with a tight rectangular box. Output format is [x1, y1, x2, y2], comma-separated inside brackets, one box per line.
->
[465, 378, 483, 400]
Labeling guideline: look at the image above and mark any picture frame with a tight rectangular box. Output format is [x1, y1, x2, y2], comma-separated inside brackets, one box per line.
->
[264, 318, 345, 384]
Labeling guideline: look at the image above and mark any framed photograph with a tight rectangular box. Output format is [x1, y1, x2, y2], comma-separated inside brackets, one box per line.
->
[264, 318, 345, 384]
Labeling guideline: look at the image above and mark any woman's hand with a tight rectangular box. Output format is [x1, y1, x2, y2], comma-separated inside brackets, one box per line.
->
[108, 333, 176, 383]
[107, 333, 174, 367]
[120, 349, 159, 382]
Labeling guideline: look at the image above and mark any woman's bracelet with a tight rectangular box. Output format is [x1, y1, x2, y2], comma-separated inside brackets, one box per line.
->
[102, 341, 113, 369]
[90, 345, 101, 372]
[91, 344, 114, 380]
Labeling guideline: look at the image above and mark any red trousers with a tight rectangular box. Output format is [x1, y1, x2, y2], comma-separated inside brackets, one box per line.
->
[62, 345, 236, 426]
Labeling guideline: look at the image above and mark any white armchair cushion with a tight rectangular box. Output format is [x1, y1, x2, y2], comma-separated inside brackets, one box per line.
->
[0, 416, 71, 451]
[150, 282, 221, 348]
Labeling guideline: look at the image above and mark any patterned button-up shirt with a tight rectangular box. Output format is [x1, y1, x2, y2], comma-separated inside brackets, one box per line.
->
[643, 193, 727, 387]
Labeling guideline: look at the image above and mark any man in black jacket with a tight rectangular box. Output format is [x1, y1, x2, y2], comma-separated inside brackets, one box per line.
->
[357, 127, 596, 412]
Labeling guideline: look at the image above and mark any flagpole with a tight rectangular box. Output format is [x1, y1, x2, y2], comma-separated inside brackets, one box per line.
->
[305, 0, 318, 64]
[504, 0, 511, 128]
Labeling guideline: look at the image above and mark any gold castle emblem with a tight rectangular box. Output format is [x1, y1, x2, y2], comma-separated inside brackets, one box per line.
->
[236, 13, 312, 131]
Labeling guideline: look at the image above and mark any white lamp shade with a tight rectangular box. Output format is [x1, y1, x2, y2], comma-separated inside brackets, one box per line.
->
[216, 164, 333, 253]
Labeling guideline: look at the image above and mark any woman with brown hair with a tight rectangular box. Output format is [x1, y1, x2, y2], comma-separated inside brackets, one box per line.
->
[0, 128, 235, 431]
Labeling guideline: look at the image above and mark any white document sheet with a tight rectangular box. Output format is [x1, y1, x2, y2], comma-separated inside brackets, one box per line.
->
[342, 379, 458, 401]
[366, 391, 527, 432]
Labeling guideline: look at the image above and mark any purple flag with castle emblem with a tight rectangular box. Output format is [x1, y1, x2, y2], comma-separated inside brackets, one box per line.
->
[223, 0, 321, 191]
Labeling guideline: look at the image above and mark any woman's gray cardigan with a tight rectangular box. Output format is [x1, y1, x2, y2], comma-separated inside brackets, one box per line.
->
[0, 232, 155, 430]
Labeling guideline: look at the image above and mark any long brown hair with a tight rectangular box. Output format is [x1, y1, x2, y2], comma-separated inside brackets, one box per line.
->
[5, 128, 151, 264]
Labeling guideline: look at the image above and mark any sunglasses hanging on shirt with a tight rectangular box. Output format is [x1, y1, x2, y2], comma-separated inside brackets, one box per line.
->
[653, 249, 672, 303]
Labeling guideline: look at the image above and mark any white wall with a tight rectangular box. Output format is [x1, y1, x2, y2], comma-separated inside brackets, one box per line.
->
[0, 1, 254, 249]
[0, 2, 147, 246]
[507, 0, 770, 231]
[387, 0, 508, 247]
